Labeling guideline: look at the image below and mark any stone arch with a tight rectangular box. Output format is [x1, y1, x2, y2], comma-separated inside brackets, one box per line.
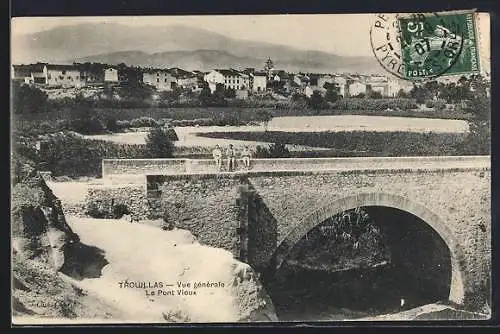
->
[271, 192, 466, 305]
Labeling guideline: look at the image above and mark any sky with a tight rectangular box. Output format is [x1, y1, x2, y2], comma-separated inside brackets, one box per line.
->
[11, 13, 491, 60]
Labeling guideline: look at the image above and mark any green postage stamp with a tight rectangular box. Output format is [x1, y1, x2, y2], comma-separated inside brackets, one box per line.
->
[370, 10, 482, 80]
[398, 11, 481, 79]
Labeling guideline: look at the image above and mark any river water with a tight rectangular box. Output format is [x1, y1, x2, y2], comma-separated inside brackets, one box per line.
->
[267, 262, 437, 321]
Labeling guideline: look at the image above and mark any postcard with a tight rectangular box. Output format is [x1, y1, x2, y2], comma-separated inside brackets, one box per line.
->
[11, 10, 491, 324]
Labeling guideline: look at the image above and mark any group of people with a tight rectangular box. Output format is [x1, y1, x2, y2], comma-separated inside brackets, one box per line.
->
[212, 144, 252, 171]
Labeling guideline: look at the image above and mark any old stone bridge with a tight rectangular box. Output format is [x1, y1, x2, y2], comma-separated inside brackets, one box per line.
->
[88, 156, 491, 311]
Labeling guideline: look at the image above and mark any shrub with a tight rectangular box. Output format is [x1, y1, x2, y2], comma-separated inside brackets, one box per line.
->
[85, 201, 107, 218]
[102, 114, 121, 132]
[69, 116, 106, 135]
[115, 120, 130, 129]
[130, 117, 159, 128]
[67, 107, 107, 135]
[254, 143, 291, 158]
[38, 133, 149, 177]
[332, 98, 418, 111]
[12, 82, 50, 114]
[145, 127, 175, 158]
[164, 128, 179, 141]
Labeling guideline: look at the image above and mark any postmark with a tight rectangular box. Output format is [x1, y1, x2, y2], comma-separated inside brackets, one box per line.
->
[370, 10, 481, 81]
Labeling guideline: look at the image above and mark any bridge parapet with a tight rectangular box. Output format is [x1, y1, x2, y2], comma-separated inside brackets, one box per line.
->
[102, 156, 490, 180]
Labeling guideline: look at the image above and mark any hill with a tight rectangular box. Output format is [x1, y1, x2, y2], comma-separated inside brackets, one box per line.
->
[12, 23, 381, 73]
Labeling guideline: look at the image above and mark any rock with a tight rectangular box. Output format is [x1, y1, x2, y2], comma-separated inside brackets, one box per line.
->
[11, 158, 80, 271]
[231, 262, 279, 322]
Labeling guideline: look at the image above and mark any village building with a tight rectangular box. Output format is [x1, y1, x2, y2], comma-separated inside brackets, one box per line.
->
[204, 69, 250, 93]
[11, 64, 40, 84]
[168, 67, 198, 90]
[252, 71, 267, 92]
[317, 74, 347, 97]
[45, 64, 85, 87]
[104, 68, 119, 83]
[12, 63, 85, 88]
[142, 68, 176, 91]
[347, 81, 367, 97]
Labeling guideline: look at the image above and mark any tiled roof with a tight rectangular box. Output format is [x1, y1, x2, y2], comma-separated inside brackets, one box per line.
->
[214, 69, 243, 77]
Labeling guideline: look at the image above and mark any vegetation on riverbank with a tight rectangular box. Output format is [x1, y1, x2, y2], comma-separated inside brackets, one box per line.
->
[197, 130, 488, 156]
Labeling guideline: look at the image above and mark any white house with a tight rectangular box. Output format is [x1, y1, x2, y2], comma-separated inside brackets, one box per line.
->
[252, 72, 267, 92]
[104, 68, 119, 83]
[348, 81, 367, 97]
[204, 70, 225, 93]
[142, 68, 176, 91]
[388, 78, 414, 97]
[45, 64, 84, 87]
[204, 69, 250, 93]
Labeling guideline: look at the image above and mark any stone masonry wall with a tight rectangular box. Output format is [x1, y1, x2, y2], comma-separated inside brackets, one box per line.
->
[102, 159, 186, 178]
[85, 185, 150, 220]
[248, 169, 491, 310]
[151, 174, 245, 256]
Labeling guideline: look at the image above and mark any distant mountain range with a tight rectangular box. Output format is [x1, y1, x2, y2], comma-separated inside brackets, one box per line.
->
[12, 22, 383, 74]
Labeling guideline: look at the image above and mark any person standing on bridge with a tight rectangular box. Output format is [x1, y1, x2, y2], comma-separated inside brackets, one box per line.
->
[241, 145, 252, 169]
[212, 145, 223, 171]
[226, 144, 236, 172]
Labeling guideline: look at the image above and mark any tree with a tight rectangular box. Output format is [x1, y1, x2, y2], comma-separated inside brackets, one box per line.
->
[325, 84, 340, 103]
[256, 109, 273, 131]
[199, 84, 213, 106]
[423, 80, 440, 99]
[12, 82, 49, 114]
[308, 91, 328, 109]
[264, 57, 274, 78]
[211, 83, 228, 106]
[160, 88, 181, 104]
[224, 87, 236, 98]
[291, 92, 308, 109]
[396, 89, 408, 98]
[68, 106, 106, 134]
[469, 74, 489, 98]
[145, 127, 175, 158]
[410, 85, 427, 104]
